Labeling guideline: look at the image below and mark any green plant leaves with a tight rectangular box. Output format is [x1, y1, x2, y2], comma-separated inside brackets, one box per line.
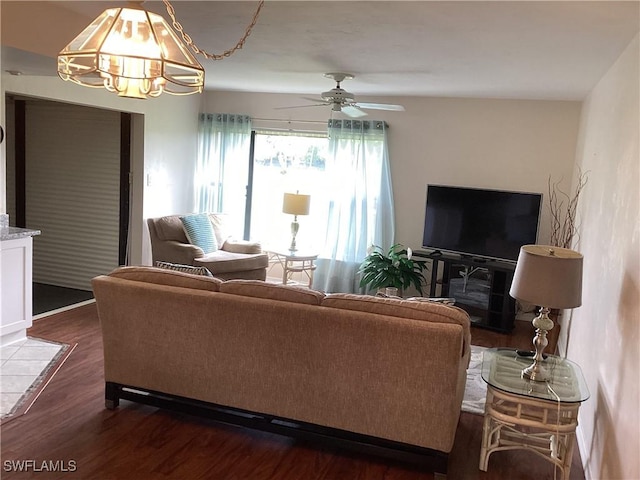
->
[358, 244, 429, 295]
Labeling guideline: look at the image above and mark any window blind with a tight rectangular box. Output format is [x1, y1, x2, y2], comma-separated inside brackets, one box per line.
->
[25, 100, 121, 291]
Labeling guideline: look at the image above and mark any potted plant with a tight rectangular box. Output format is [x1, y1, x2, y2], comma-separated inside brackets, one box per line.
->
[358, 244, 429, 296]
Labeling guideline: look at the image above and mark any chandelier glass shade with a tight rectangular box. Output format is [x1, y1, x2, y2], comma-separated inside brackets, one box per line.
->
[57, 7, 205, 99]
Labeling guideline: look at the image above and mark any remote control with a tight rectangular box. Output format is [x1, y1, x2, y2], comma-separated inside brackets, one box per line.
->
[516, 350, 548, 359]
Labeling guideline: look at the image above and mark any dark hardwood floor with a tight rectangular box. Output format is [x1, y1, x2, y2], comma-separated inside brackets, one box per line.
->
[0, 304, 585, 479]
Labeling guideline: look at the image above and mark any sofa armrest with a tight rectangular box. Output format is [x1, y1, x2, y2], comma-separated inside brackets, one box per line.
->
[152, 240, 204, 265]
[221, 239, 263, 255]
[167, 240, 204, 256]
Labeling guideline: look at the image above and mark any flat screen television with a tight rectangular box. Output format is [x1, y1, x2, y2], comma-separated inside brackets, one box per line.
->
[422, 185, 542, 262]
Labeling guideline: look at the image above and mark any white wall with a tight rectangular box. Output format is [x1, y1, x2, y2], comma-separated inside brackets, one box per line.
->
[205, 92, 581, 250]
[0, 74, 202, 266]
[565, 34, 639, 480]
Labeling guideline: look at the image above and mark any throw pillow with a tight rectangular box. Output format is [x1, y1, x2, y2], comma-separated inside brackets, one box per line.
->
[108, 266, 221, 291]
[180, 213, 218, 254]
[208, 214, 229, 249]
[405, 296, 456, 306]
[155, 261, 213, 277]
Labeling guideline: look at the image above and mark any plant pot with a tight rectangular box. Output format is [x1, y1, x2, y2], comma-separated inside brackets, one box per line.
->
[377, 287, 403, 298]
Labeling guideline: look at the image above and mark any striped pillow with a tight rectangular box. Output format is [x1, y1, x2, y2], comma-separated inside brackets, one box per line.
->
[179, 213, 218, 254]
[155, 261, 213, 277]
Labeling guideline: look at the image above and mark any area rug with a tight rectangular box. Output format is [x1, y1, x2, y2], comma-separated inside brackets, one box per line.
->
[462, 345, 488, 415]
[0, 337, 76, 424]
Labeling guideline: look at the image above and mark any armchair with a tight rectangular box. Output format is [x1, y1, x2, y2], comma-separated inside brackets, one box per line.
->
[147, 214, 268, 281]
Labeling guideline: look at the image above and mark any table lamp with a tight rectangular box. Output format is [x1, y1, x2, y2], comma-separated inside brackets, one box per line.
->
[509, 245, 583, 382]
[282, 192, 310, 252]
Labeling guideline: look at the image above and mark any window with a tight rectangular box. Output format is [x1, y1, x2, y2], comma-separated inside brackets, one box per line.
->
[249, 131, 329, 250]
[196, 116, 394, 293]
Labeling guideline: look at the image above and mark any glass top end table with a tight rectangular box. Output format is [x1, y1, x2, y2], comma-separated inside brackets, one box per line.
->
[481, 348, 590, 403]
[479, 348, 590, 480]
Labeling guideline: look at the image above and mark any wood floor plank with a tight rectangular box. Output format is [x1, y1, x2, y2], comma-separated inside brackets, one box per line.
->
[0, 303, 585, 479]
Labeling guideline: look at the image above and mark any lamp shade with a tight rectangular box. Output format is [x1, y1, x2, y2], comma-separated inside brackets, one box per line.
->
[510, 245, 583, 309]
[282, 193, 311, 216]
[57, 7, 204, 99]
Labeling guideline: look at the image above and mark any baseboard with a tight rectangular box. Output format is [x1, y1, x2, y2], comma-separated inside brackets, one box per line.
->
[33, 299, 96, 320]
[576, 423, 592, 479]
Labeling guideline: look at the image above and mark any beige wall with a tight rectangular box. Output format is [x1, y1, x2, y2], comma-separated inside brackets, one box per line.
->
[205, 92, 581, 250]
[566, 33, 639, 480]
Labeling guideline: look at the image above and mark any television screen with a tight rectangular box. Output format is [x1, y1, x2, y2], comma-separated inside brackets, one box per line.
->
[422, 185, 542, 262]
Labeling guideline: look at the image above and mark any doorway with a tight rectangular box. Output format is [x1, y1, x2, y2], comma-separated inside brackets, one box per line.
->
[5, 96, 131, 315]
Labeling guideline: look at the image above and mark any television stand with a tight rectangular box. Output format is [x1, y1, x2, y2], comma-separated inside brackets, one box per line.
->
[413, 250, 516, 333]
[459, 253, 488, 263]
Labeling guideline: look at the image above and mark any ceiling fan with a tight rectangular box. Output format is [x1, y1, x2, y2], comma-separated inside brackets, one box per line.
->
[279, 73, 405, 118]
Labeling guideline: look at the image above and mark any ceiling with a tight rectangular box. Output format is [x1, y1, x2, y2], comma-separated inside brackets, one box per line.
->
[2, 1, 639, 101]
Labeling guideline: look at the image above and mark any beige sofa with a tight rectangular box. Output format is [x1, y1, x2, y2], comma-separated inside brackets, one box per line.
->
[92, 266, 471, 471]
[147, 214, 268, 280]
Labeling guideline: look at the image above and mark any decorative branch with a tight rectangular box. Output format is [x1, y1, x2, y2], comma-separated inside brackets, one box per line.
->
[548, 167, 589, 248]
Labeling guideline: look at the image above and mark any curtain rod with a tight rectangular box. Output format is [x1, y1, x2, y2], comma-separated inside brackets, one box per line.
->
[251, 117, 327, 125]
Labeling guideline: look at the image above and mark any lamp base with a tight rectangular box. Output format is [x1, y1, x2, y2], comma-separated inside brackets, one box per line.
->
[521, 307, 554, 383]
[289, 217, 299, 252]
[522, 361, 549, 382]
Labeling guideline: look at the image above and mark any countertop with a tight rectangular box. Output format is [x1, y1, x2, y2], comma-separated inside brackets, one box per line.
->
[0, 227, 41, 241]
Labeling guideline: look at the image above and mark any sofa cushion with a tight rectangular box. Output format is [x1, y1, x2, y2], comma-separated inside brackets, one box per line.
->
[322, 294, 470, 330]
[180, 213, 218, 254]
[108, 266, 222, 291]
[219, 279, 325, 305]
[154, 215, 189, 243]
[155, 261, 213, 277]
[222, 240, 263, 255]
[195, 250, 269, 274]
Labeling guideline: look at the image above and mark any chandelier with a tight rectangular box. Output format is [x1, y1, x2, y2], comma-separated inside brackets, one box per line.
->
[57, 1, 264, 99]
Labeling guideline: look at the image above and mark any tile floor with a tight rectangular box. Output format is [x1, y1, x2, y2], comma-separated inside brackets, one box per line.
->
[0, 338, 64, 416]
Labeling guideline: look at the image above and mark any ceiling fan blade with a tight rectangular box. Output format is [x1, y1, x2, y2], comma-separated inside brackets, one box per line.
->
[356, 102, 405, 111]
[274, 103, 328, 110]
[301, 96, 329, 104]
[342, 105, 368, 118]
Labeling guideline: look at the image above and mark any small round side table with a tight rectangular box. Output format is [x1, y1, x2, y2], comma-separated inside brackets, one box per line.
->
[266, 249, 318, 287]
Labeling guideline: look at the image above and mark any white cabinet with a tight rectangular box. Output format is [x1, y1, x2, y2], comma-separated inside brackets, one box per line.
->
[1, 233, 37, 346]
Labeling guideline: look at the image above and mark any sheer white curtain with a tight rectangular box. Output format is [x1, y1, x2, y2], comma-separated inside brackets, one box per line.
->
[313, 119, 395, 293]
[195, 113, 251, 237]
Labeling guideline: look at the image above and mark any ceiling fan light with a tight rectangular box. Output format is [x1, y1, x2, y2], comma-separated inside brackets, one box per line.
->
[57, 6, 204, 99]
[277, 72, 405, 119]
[322, 88, 355, 104]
